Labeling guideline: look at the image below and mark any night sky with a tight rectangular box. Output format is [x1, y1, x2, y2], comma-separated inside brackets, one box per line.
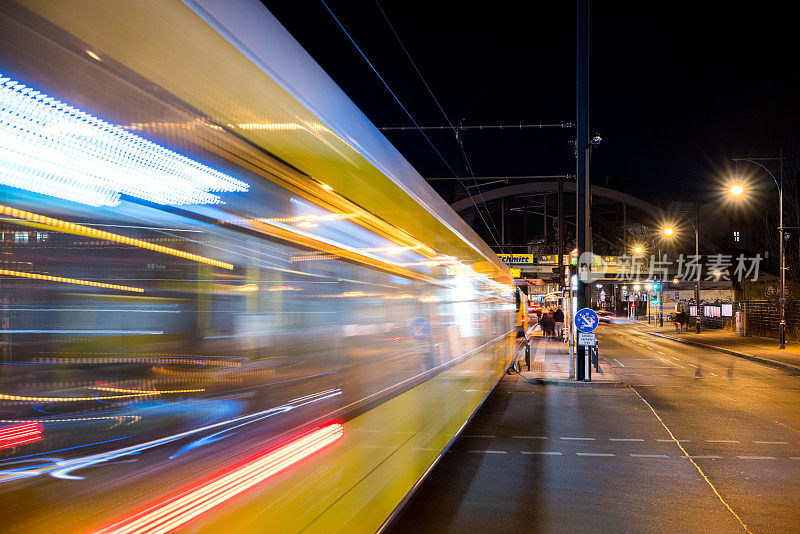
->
[265, 1, 800, 205]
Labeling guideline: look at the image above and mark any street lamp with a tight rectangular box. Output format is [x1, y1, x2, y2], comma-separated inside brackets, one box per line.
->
[633, 245, 644, 255]
[730, 154, 786, 349]
[662, 214, 701, 334]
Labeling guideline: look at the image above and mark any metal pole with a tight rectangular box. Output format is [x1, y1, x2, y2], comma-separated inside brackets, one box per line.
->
[695, 203, 701, 334]
[622, 203, 627, 253]
[779, 148, 785, 349]
[558, 177, 564, 288]
[524, 203, 528, 253]
[575, 0, 590, 380]
[659, 246, 664, 327]
[543, 192, 548, 247]
[501, 196, 505, 249]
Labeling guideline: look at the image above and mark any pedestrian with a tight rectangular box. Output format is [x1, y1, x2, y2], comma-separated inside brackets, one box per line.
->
[553, 307, 564, 338]
[541, 309, 554, 338]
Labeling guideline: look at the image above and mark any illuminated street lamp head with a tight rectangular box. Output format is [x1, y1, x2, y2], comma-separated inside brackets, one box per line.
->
[729, 184, 745, 197]
[662, 226, 675, 237]
[633, 284, 641, 291]
[646, 283, 653, 291]
[633, 245, 644, 255]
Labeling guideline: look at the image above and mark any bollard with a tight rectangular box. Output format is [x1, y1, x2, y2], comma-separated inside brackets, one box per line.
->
[525, 340, 531, 371]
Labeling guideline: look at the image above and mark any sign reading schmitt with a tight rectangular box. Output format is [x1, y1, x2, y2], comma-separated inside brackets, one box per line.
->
[497, 253, 534, 265]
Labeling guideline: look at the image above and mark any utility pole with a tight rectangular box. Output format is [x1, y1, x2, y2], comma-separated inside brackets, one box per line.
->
[779, 148, 785, 349]
[575, 0, 591, 380]
[695, 203, 701, 333]
[558, 177, 564, 289]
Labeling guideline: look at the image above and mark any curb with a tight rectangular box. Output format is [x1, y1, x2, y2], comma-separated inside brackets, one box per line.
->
[646, 332, 800, 372]
[523, 376, 627, 388]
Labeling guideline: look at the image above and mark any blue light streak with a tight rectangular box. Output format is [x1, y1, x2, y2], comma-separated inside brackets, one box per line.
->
[0, 73, 249, 207]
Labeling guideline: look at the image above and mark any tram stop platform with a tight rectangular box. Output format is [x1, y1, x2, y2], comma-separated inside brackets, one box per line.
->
[518, 331, 623, 387]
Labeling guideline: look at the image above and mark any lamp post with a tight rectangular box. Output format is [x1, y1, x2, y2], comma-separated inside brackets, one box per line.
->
[730, 152, 785, 349]
[662, 208, 701, 333]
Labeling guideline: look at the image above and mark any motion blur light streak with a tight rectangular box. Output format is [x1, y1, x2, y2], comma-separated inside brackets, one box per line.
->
[0, 387, 201, 402]
[0, 423, 43, 450]
[0, 269, 144, 293]
[92, 423, 344, 534]
[0, 204, 234, 269]
[91, 386, 206, 395]
[0, 74, 249, 207]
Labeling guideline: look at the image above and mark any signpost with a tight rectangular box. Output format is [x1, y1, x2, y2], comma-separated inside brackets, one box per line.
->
[574, 308, 598, 381]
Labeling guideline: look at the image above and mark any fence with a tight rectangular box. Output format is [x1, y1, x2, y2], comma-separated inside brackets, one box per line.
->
[680, 300, 799, 341]
[740, 299, 800, 341]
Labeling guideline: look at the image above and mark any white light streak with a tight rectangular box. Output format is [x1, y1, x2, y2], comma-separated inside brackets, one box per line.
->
[0, 74, 249, 207]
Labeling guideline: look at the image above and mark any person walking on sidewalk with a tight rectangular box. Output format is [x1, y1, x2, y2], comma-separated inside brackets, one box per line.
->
[553, 307, 565, 339]
[541, 309, 554, 339]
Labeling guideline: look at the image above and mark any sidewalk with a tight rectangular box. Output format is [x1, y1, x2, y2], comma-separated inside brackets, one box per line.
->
[636, 322, 800, 371]
[518, 330, 623, 387]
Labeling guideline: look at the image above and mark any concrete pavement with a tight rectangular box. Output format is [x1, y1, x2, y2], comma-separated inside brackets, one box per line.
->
[388, 322, 800, 533]
[637, 323, 800, 371]
[518, 332, 622, 386]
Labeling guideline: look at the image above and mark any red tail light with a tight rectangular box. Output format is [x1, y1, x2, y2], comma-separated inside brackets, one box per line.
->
[0, 422, 43, 450]
[92, 423, 344, 534]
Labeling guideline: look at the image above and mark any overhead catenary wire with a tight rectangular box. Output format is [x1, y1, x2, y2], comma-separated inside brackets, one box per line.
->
[370, 0, 507, 251]
[320, 0, 504, 251]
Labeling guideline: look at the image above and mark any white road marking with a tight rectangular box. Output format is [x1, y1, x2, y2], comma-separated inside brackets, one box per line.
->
[610, 358, 625, 367]
[462, 435, 496, 438]
[468, 450, 507, 454]
[609, 438, 644, 442]
[560, 437, 596, 441]
[709, 372, 719, 377]
[669, 356, 679, 361]
[657, 439, 690, 442]
[512, 435, 548, 439]
[706, 440, 739, 443]
[682, 455, 721, 459]
[657, 351, 666, 355]
[790, 457, 800, 460]
[686, 363, 700, 368]
[657, 356, 684, 368]
[737, 456, 776, 460]
[576, 452, 615, 457]
[753, 441, 788, 445]
[521, 451, 562, 455]
[629, 387, 753, 534]
[630, 454, 669, 458]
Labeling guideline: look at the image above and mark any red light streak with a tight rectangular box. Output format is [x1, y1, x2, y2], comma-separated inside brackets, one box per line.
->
[92, 423, 344, 534]
[0, 422, 43, 450]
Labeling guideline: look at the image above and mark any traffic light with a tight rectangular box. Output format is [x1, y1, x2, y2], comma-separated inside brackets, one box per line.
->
[652, 280, 660, 292]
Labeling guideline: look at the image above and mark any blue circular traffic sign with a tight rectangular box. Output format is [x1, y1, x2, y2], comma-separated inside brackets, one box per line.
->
[408, 317, 432, 341]
[574, 308, 599, 333]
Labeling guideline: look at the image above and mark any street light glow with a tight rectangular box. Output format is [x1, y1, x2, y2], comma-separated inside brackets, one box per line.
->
[633, 284, 641, 291]
[633, 245, 643, 255]
[662, 226, 675, 237]
[729, 184, 745, 196]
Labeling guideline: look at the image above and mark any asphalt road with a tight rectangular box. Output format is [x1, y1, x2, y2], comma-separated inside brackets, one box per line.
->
[387, 323, 800, 533]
